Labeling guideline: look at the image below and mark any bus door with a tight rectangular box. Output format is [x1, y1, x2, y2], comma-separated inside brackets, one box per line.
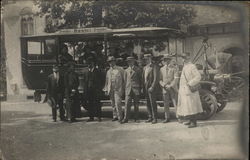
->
[21, 37, 57, 91]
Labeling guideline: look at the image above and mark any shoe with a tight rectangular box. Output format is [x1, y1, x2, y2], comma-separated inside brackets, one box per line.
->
[183, 121, 191, 125]
[98, 118, 102, 122]
[112, 118, 118, 121]
[122, 119, 128, 123]
[163, 119, 170, 123]
[178, 119, 184, 124]
[87, 118, 94, 122]
[69, 119, 77, 123]
[60, 118, 68, 122]
[53, 119, 57, 122]
[151, 119, 157, 124]
[188, 122, 197, 128]
[145, 118, 152, 123]
[118, 120, 123, 124]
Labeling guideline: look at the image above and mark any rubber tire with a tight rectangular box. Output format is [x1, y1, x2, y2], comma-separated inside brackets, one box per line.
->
[198, 89, 218, 120]
[216, 94, 227, 113]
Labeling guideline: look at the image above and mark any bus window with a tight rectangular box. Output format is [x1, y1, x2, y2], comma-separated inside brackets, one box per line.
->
[43, 39, 56, 60]
[27, 40, 43, 60]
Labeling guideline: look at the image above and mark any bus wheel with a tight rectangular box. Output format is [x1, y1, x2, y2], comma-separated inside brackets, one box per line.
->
[198, 89, 218, 120]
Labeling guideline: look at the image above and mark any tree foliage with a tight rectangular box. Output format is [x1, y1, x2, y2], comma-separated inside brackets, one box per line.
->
[34, 1, 196, 32]
[104, 2, 196, 29]
[34, 1, 197, 57]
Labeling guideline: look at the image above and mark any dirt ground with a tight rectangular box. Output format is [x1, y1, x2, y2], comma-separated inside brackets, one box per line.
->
[0, 100, 248, 160]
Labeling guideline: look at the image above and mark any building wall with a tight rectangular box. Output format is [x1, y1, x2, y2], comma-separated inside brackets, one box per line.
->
[185, 32, 244, 67]
[3, 1, 45, 95]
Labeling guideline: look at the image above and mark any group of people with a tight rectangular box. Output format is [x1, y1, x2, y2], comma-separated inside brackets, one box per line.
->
[46, 44, 204, 128]
[103, 52, 203, 128]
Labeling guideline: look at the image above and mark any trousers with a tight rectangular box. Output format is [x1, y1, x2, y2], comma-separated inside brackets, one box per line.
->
[51, 95, 65, 120]
[110, 90, 123, 121]
[124, 90, 139, 120]
[146, 91, 157, 120]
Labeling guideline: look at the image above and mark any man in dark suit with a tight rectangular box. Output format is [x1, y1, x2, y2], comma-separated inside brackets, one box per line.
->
[122, 56, 142, 123]
[143, 54, 161, 124]
[58, 44, 73, 65]
[84, 57, 103, 122]
[46, 65, 66, 122]
[64, 61, 80, 123]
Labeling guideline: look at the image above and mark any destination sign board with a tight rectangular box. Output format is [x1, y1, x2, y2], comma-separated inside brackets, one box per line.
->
[58, 27, 111, 34]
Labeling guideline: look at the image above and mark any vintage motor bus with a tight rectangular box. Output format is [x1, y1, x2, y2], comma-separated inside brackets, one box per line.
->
[20, 27, 225, 120]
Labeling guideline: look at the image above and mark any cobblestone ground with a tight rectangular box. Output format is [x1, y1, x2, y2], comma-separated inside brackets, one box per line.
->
[0, 100, 248, 160]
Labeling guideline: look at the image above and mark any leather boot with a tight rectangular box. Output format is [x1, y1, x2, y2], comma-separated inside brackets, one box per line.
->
[183, 120, 191, 125]
[188, 120, 197, 128]
[151, 119, 157, 124]
[145, 118, 152, 123]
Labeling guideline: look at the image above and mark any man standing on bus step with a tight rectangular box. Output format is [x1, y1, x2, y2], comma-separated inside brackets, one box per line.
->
[122, 56, 142, 123]
[143, 54, 161, 124]
[64, 61, 80, 123]
[159, 55, 179, 123]
[46, 65, 66, 122]
[103, 56, 125, 123]
[59, 44, 73, 65]
[84, 57, 103, 122]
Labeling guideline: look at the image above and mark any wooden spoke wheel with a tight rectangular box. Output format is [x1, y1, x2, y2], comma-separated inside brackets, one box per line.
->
[222, 76, 245, 97]
[198, 89, 218, 120]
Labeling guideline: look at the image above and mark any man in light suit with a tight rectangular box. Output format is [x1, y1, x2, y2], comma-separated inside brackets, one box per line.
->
[143, 54, 161, 124]
[122, 56, 142, 123]
[103, 56, 125, 123]
[159, 55, 179, 123]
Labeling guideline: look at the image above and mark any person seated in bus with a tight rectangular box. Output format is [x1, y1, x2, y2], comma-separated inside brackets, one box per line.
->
[84, 57, 103, 122]
[46, 65, 66, 122]
[64, 61, 80, 123]
[78, 45, 97, 65]
[58, 44, 73, 65]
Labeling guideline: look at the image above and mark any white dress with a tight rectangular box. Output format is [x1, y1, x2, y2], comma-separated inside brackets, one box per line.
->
[176, 62, 203, 117]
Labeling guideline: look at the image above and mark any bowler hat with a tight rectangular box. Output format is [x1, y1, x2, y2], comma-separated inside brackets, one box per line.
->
[107, 56, 116, 62]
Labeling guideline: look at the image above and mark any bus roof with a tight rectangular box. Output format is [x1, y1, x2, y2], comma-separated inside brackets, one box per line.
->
[20, 27, 185, 39]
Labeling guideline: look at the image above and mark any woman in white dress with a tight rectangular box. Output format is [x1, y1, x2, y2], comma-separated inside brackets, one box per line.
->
[177, 52, 203, 128]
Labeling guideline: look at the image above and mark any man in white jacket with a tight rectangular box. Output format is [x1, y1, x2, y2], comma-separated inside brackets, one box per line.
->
[103, 56, 125, 123]
[177, 52, 203, 128]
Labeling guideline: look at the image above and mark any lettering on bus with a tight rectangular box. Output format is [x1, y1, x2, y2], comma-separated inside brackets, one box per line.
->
[59, 27, 110, 34]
